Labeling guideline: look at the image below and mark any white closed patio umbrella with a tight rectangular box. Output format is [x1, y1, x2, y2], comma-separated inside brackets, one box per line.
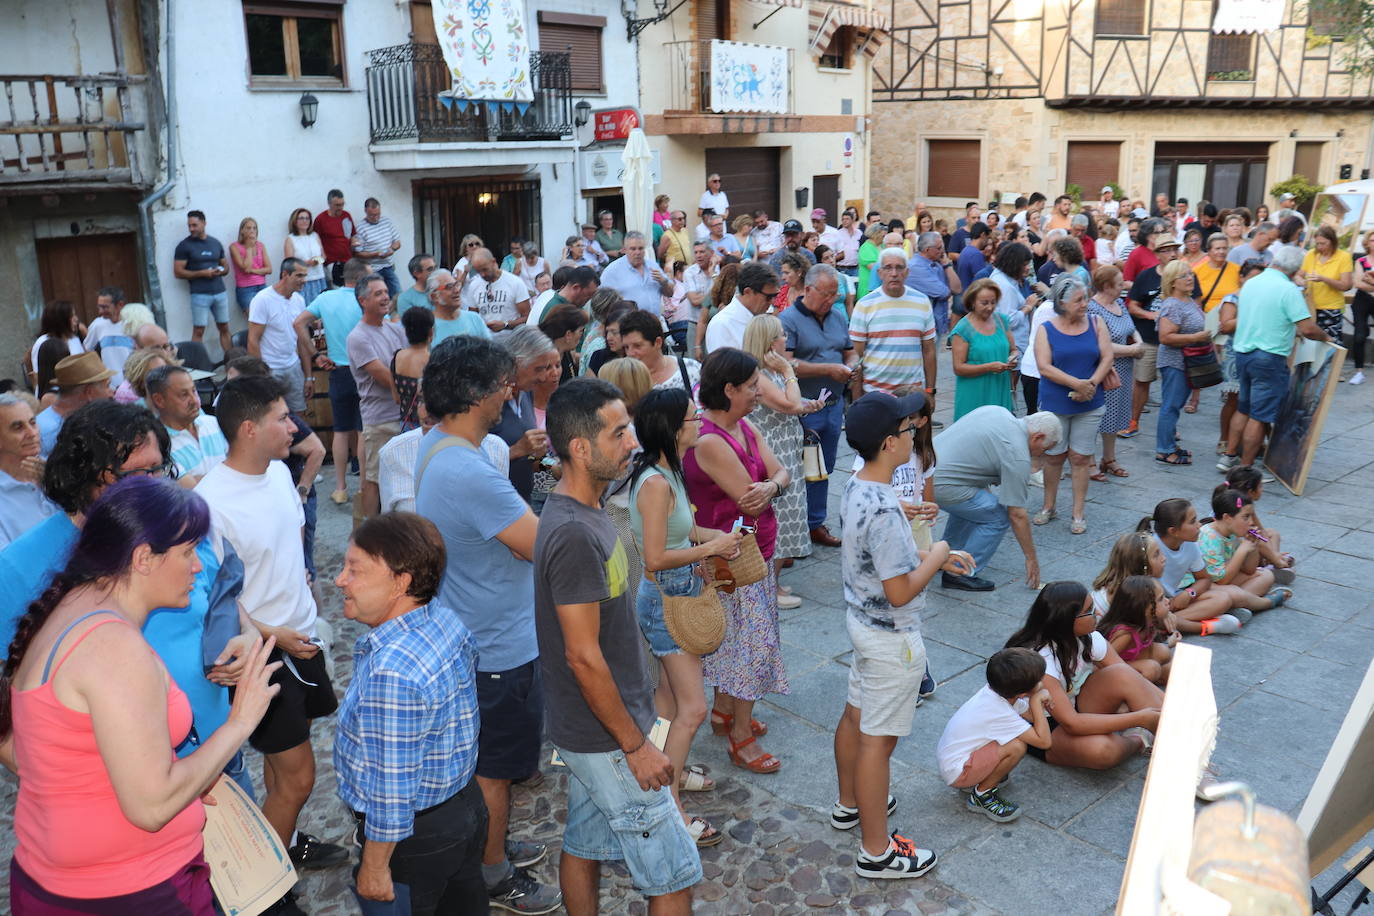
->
[620, 128, 654, 238]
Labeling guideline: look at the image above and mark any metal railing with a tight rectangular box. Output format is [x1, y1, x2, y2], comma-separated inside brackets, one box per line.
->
[664, 39, 794, 114]
[0, 73, 147, 186]
[365, 43, 572, 143]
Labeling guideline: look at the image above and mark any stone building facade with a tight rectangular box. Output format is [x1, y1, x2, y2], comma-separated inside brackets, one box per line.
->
[869, 0, 1374, 220]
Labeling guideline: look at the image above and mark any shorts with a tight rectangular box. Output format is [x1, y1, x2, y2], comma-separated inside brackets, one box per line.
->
[362, 422, 401, 483]
[635, 564, 702, 658]
[272, 362, 307, 413]
[1135, 343, 1158, 383]
[845, 614, 926, 737]
[951, 740, 1004, 789]
[1024, 715, 1059, 761]
[241, 647, 337, 755]
[475, 660, 544, 780]
[235, 285, 265, 314]
[557, 745, 702, 897]
[1045, 406, 1105, 457]
[1235, 348, 1290, 425]
[189, 291, 229, 327]
[328, 366, 362, 432]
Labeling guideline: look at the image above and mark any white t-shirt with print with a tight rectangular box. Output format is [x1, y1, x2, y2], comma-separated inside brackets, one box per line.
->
[937, 685, 1031, 785]
[462, 270, 529, 324]
[840, 476, 923, 632]
[851, 453, 933, 500]
[1038, 630, 1109, 699]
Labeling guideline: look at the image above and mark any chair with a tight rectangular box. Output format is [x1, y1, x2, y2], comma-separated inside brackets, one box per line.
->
[231, 330, 249, 350]
[174, 340, 220, 409]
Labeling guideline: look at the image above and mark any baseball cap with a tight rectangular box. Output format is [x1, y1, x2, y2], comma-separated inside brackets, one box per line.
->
[1279, 192, 1296, 202]
[845, 391, 927, 455]
[1101, 186, 1113, 193]
[782, 219, 804, 233]
[810, 208, 828, 220]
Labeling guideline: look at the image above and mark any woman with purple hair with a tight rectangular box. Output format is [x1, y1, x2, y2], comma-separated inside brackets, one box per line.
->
[0, 476, 280, 914]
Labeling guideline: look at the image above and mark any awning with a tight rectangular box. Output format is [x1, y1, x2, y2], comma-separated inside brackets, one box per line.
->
[809, 3, 890, 61]
[1211, 0, 1284, 34]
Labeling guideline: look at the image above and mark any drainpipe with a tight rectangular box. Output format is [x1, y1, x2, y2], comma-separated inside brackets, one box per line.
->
[137, 0, 176, 327]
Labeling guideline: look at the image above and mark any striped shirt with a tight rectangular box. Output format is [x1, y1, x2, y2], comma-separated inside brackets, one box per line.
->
[167, 414, 228, 481]
[352, 215, 400, 269]
[849, 286, 936, 392]
[334, 603, 480, 842]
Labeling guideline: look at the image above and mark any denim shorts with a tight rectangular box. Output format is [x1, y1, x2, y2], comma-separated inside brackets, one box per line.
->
[190, 291, 229, 326]
[635, 564, 702, 657]
[557, 745, 702, 897]
[1236, 349, 1290, 424]
[235, 284, 264, 314]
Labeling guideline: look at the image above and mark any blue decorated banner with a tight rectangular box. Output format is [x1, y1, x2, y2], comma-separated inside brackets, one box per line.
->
[709, 40, 788, 114]
[433, 0, 534, 103]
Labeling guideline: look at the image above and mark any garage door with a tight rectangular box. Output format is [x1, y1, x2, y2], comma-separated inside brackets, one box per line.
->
[705, 147, 781, 221]
[1066, 141, 1123, 198]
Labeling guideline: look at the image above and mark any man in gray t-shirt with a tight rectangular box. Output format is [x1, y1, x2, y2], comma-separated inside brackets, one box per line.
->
[932, 406, 1059, 591]
[533, 378, 700, 907]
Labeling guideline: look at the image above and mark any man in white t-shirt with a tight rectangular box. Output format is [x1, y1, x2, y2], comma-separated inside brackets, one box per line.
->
[1099, 186, 1121, 219]
[698, 173, 729, 226]
[462, 248, 530, 333]
[248, 258, 313, 412]
[196, 374, 347, 874]
[704, 262, 779, 353]
[82, 286, 134, 386]
[751, 210, 784, 261]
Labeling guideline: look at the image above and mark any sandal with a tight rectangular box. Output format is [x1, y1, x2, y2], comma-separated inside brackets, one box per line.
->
[679, 764, 715, 792]
[1184, 403, 1198, 414]
[1263, 586, 1293, 609]
[728, 734, 781, 774]
[687, 816, 724, 847]
[1070, 518, 1088, 535]
[710, 710, 767, 737]
[1155, 451, 1192, 466]
[1100, 459, 1129, 478]
[1118, 422, 1140, 438]
[1089, 467, 1108, 482]
[1031, 508, 1057, 526]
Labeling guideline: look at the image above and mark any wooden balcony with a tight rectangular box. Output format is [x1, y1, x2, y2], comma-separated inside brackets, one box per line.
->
[0, 73, 149, 190]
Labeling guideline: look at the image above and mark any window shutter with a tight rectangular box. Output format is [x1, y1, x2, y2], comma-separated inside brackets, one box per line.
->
[1095, 0, 1146, 35]
[539, 23, 602, 92]
[1206, 33, 1254, 75]
[1066, 142, 1123, 197]
[927, 140, 981, 199]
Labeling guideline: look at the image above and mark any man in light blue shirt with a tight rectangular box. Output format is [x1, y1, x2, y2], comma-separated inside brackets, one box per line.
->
[599, 231, 673, 316]
[907, 231, 962, 340]
[426, 268, 492, 344]
[35, 352, 115, 458]
[412, 334, 561, 910]
[1227, 222, 1276, 267]
[0, 394, 57, 549]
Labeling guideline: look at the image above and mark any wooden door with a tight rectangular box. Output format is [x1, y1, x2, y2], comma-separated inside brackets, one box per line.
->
[813, 174, 840, 223]
[705, 146, 780, 223]
[35, 233, 142, 326]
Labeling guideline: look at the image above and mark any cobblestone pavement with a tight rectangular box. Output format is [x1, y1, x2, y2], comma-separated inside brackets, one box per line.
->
[6, 343, 1374, 914]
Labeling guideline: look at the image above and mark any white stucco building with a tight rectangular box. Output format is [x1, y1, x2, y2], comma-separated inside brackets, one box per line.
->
[1, 0, 638, 367]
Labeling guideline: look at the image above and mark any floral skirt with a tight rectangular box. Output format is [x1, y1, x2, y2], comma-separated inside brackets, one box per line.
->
[702, 568, 790, 702]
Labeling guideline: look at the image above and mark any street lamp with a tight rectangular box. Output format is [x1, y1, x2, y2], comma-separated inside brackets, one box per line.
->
[574, 99, 593, 128]
[299, 92, 319, 129]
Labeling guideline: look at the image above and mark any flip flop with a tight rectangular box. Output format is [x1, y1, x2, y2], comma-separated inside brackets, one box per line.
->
[1032, 508, 1057, 526]
[688, 816, 724, 847]
[1264, 587, 1293, 609]
[679, 764, 715, 792]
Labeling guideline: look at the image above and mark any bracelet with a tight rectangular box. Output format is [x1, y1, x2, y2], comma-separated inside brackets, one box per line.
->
[625, 736, 646, 756]
[773, 480, 783, 497]
[784, 375, 798, 383]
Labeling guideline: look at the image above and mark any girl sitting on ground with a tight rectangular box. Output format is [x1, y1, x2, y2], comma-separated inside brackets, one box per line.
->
[1139, 497, 1287, 636]
[1004, 581, 1163, 770]
[1221, 466, 1296, 583]
[1097, 575, 1178, 686]
[1089, 530, 1165, 619]
[1198, 490, 1292, 610]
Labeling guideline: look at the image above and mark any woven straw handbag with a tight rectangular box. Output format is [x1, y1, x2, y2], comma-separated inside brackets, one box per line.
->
[660, 576, 727, 656]
[726, 530, 767, 587]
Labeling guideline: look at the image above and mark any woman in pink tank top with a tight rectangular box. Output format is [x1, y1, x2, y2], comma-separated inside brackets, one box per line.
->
[230, 217, 273, 315]
[0, 477, 279, 914]
[684, 348, 792, 775]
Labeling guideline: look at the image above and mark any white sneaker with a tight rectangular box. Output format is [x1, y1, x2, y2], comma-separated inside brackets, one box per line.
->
[777, 592, 802, 610]
[1028, 469, 1044, 488]
[1350, 370, 1366, 385]
[855, 832, 938, 880]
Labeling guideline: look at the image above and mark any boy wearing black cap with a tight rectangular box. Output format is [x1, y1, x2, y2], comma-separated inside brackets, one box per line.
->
[831, 391, 972, 880]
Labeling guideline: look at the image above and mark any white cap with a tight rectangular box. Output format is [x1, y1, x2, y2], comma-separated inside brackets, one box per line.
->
[1279, 192, 1296, 201]
[1101, 186, 1114, 193]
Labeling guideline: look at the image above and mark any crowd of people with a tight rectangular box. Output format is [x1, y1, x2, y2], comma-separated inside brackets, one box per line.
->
[0, 173, 1353, 913]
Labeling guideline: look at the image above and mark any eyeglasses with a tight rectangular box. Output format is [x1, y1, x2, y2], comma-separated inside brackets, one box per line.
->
[684, 414, 703, 423]
[760, 288, 781, 298]
[897, 424, 919, 438]
[113, 460, 176, 480]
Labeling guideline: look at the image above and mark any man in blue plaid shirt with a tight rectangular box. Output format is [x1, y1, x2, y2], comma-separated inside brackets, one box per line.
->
[334, 512, 489, 912]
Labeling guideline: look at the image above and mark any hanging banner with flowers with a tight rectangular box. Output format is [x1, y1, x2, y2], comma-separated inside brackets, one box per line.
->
[433, 0, 533, 114]
[709, 40, 789, 114]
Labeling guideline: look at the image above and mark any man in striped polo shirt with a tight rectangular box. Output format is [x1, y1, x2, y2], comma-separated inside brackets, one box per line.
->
[352, 197, 403, 299]
[146, 364, 228, 486]
[849, 248, 938, 405]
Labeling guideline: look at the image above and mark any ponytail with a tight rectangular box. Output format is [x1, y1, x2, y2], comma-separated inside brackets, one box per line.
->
[1145, 498, 1191, 537]
[1136, 516, 1154, 533]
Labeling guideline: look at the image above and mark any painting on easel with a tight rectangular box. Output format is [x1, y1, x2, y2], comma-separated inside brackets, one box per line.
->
[1263, 338, 1346, 496]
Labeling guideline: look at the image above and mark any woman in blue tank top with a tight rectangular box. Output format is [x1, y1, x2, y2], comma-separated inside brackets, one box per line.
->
[1032, 274, 1114, 535]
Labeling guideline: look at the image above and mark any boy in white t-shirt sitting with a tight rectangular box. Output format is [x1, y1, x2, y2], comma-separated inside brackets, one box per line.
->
[831, 391, 973, 881]
[936, 648, 1052, 822]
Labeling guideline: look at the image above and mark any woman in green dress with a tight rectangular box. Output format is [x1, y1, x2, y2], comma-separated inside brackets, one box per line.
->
[951, 278, 1019, 419]
[855, 223, 886, 300]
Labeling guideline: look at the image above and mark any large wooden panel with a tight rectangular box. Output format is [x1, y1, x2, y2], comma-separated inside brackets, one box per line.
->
[36, 233, 142, 325]
[705, 146, 781, 222]
[1066, 141, 1123, 197]
[926, 139, 980, 199]
[812, 174, 840, 223]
